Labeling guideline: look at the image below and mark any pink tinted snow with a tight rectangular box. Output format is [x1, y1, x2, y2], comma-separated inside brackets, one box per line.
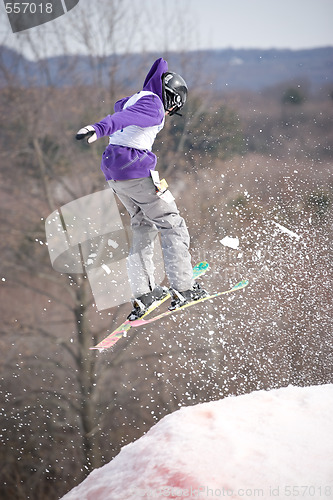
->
[61, 384, 333, 500]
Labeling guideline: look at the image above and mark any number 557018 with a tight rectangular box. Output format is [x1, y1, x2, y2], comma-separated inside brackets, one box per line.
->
[5, 3, 53, 14]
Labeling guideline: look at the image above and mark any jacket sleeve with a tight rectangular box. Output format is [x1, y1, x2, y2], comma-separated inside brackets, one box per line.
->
[92, 95, 165, 139]
[114, 97, 130, 112]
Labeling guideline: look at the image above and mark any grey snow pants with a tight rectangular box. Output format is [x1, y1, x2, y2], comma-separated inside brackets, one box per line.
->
[108, 176, 194, 298]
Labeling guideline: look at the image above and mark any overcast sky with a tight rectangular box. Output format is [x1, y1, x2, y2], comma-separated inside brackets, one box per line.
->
[1, 0, 333, 59]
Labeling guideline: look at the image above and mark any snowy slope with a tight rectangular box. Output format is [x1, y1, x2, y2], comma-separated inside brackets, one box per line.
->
[61, 385, 333, 500]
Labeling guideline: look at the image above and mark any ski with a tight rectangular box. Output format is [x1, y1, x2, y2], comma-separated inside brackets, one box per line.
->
[130, 279, 249, 328]
[90, 261, 210, 351]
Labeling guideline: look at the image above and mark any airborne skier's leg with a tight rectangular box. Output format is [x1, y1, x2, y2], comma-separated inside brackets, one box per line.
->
[108, 176, 206, 318]
[108, 179, 167, 319]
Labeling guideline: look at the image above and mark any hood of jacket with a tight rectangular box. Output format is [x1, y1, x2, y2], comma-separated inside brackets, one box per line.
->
[142, 57, 168, 101]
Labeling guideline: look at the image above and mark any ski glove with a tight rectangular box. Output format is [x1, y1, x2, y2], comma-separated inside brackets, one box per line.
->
[76, 125, 97, 144]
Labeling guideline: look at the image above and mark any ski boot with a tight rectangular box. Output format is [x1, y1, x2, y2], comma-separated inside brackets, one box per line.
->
[127, 286, 169, 321]
[169, 281, 208, 311]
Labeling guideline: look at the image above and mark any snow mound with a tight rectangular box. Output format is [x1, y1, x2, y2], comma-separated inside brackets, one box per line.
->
[61, 385, 333, 500]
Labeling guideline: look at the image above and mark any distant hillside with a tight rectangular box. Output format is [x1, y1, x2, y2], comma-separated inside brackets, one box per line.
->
[199, 47, 333, 91]
[1, 45, 332, 92]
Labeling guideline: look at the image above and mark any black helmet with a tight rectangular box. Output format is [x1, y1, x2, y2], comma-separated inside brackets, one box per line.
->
[162, 72, 188, 116]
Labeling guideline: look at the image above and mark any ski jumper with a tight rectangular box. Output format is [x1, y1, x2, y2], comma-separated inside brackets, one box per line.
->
[92, 58, 194, 297]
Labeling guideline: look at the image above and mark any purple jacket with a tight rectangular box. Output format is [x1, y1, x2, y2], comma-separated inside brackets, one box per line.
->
[93, 58, 168, 181]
